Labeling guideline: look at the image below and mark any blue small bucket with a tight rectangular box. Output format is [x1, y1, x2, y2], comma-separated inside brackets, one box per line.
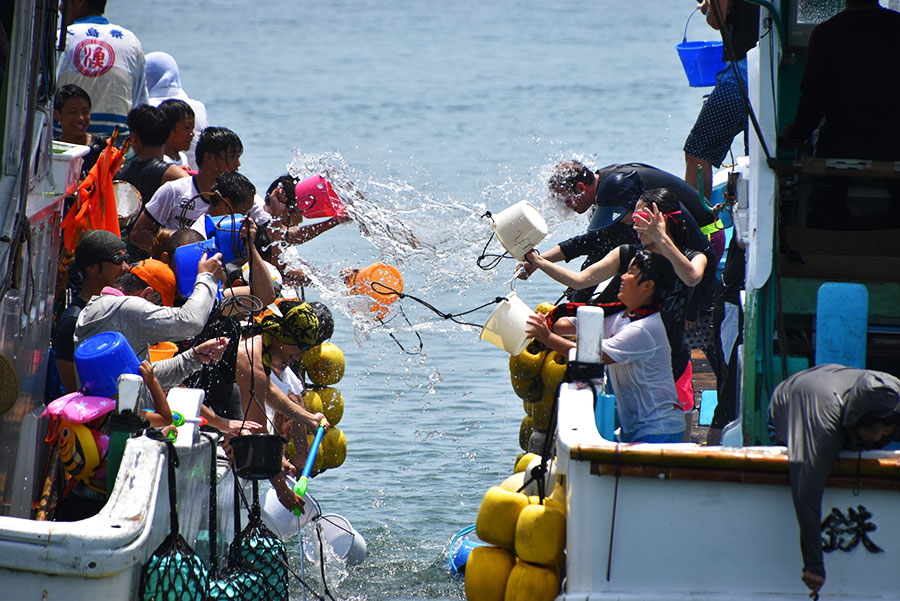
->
[676, 8, 726, 87]
[174, 239, 219, 298]
[210, 214, 245, 264]
[676, 40, 725, 87]
[74, 331, 141, 397]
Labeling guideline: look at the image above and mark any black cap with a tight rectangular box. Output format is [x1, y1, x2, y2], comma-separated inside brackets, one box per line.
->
[74, 230, 126, 270]
[587, 170, 644, 232]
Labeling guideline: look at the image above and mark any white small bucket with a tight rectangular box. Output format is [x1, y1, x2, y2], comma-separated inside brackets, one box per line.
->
[480, 292, 535, 356]
[318, 513, 367, 565]
[491, 201, 548, 260]
[260, 478, 320, 539]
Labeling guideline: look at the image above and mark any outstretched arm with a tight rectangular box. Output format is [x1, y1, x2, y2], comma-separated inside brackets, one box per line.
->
[525, 246, 621, 290]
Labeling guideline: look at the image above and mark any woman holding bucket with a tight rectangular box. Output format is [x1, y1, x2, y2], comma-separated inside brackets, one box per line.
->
[525, 250, 685, 443]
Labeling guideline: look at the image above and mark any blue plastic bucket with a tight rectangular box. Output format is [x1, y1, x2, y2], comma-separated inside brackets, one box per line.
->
[174, 239, 219, 298]
[676, 40, 726, 87]
[594, 391, 616, 441]
[210, 214, 245, 264]
[74, 331, 141, 397]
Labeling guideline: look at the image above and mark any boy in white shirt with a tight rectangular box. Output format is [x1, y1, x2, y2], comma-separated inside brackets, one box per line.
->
[526, 249, 684, 442]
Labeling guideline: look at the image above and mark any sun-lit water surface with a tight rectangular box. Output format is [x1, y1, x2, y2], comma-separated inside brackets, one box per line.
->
[106, 2, 723, 598]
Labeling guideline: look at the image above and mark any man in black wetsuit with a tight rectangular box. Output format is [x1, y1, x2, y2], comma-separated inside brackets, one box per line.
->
[516, 160, 641, 302]
[519, 161, 719, 312]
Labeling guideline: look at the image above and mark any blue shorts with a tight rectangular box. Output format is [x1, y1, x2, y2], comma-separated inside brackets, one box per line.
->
[684, 60, 749, 168]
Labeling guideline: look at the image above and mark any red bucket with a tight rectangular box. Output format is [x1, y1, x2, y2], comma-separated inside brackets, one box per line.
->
[294, 175, 347, 219]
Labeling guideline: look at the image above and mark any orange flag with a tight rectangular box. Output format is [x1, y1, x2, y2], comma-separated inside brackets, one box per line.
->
[61, 131, 130, 252]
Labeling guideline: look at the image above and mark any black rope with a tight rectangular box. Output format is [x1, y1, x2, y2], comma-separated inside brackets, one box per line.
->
[369, 280, 503, 329]
[518, 360, 605, 502]
[201, 432, 220, 575]
[607, 443, 621, 582]
[316, 521, 338, 601]
[476, 211, 515, 270]
[229, 471, 334, 601]
[377, 303, 424, 355]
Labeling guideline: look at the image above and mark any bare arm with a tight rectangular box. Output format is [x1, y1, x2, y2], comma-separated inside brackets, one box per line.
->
[138, 360, 173, 427]
[516, 244, 566, 280]
[129, 212, 160, 253]
[634, 206, 707, 286]
[162, 164, 189, 184]
[525, 246, 621, 290]
[703, 0, 729, 30]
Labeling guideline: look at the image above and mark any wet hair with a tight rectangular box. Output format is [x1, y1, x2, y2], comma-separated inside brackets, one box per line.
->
[54, 84, 91, 113]
[210, 171, 256, 213]
[308, 301, 334, 344]
[195, 127, 243, 168]
[150, 228, 174, 261]
[637, 188, 689, 250]
[113, 272, 162, 305]
[548, 160, 594, 193]
[630, 249, 676, 306]
[265, 175, 297, 208]
[157, 99, 195, 132]
[165, 228, 204, 258]
[126, 104, 170, 147]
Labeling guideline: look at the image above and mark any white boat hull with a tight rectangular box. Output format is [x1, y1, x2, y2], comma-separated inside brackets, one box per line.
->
[557, 383, 900, 600]
[0, 434, 231, 600]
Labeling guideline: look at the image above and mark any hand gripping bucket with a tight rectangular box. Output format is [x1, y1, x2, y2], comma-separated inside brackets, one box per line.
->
[208, 214, 245, 264]
[480, 292, 535, 356]
[74, 331, 141, 397]
[490, 201, 548, 260]
[174, 239, 219, 298]
[675, 9, 726, 87]
[294, 174, 347, 219]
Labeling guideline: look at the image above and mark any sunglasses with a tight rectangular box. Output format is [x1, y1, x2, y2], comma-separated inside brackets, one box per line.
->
[105, 252, 129, 265]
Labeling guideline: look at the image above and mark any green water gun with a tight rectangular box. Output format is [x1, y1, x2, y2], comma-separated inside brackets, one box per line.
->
[293, 418, 327, 516]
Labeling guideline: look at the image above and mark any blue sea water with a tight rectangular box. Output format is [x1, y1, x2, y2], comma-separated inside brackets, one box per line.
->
[107, 1, 722, 598]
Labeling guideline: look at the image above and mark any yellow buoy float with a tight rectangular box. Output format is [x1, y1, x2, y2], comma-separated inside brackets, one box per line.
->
[514, 503, 566, 566]
[519, 416, 533, 452]
[508, 341, 546, 381]
[302, 389, 323, 415]
[504, 560, 560, 601]
[475, 486, 529, 549]
[540, 350, 567, 393]
[464, 545, 516, 601]
[304, 342, 345, 386]
[318, 386, 344, 426]
[320, 426, 347, 469]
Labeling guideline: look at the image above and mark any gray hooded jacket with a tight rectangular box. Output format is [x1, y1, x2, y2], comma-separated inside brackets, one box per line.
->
[768, 364, 900, 578]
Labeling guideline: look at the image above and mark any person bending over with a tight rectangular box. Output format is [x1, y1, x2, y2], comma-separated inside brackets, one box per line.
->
[768, 365, 900, 598]
[526, 250, 684, 443]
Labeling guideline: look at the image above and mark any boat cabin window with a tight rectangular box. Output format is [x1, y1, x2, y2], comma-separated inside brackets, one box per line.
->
[787, 0, 899, 48]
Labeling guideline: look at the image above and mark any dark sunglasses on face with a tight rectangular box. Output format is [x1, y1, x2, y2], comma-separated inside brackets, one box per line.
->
[105, 252, 129, 265]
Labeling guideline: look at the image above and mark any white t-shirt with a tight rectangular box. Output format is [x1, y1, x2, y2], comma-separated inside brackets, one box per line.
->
[189, 194, 270, 236]
[57, 17, 148, 136]
[144, 175, 207, 230]
[603, 311, 683, 440]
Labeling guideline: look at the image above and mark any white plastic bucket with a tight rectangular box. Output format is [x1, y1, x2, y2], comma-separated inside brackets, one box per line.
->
[260, 479, 320, 539]
[480, 292, 534, 356]
[318, 513, 367, 565]
[491, 201, 548, 260]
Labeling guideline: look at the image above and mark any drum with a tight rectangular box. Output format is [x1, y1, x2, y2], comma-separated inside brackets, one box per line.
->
[113, 180, 142, 231]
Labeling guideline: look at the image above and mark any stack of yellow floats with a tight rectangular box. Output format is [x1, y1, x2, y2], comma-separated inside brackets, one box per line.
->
[465, 455, 567, 601]
[301, 342, 348, 474]
[508, 303, 566, 452]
